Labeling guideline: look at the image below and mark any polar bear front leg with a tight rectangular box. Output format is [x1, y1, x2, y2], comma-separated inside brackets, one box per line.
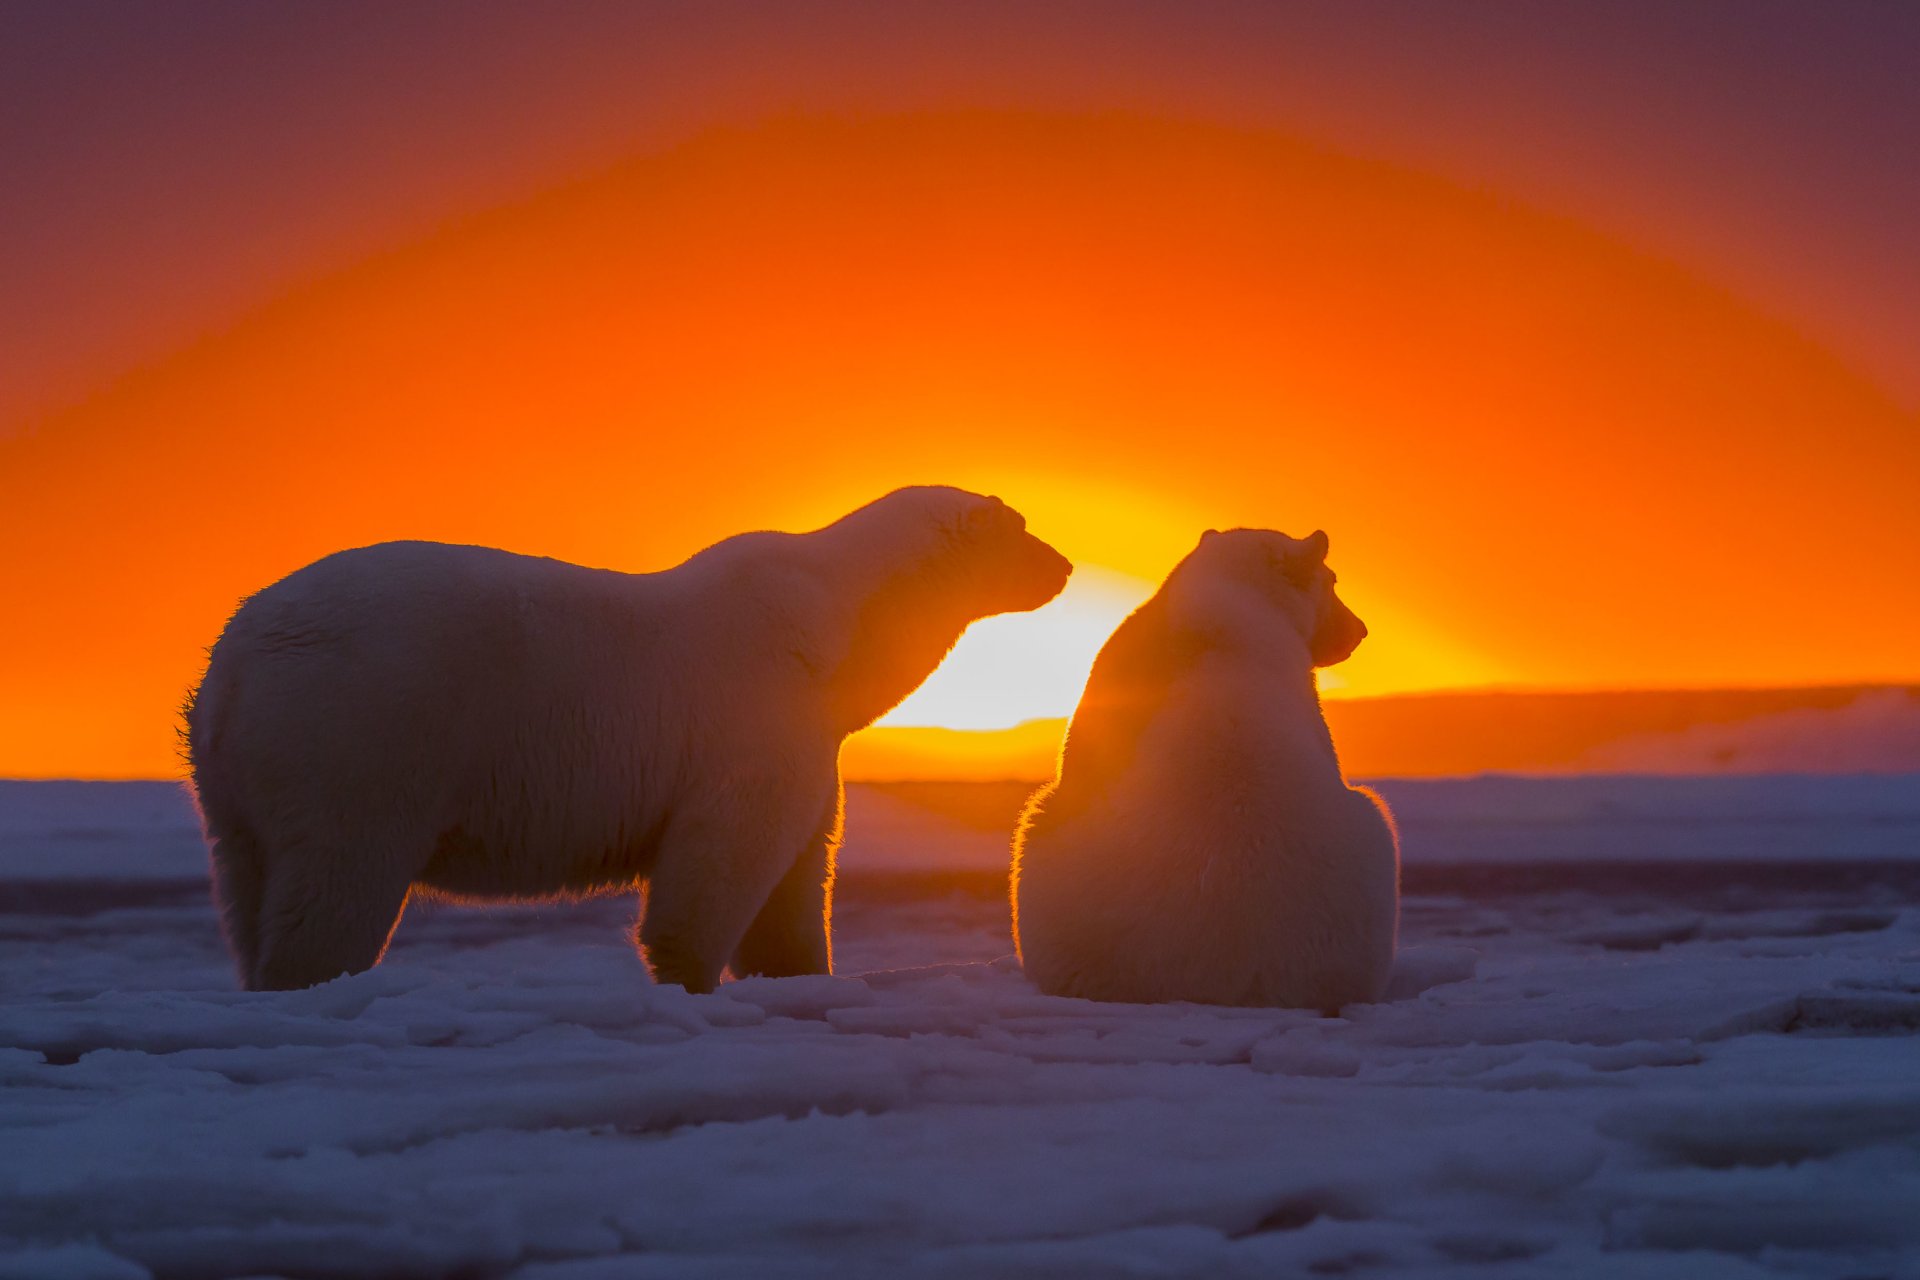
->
[730, 794, 840, 979]
[638, 778, 835, 994]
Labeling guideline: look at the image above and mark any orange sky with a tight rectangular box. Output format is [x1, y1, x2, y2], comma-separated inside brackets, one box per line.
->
[3, 15, 1917, 779]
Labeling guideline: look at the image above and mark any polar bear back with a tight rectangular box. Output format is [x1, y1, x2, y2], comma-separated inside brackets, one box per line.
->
[188, 541, 727, 898]
[1014, 607, 1398, 1010]
[200, 540, 674, 751]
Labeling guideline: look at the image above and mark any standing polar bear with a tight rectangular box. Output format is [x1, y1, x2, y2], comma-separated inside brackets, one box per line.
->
[1012, 528, 1397, 1010]
[186, 486, 1070, 992]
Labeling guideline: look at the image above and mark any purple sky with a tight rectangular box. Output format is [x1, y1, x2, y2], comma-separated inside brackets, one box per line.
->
[4, 0, 1915, 429]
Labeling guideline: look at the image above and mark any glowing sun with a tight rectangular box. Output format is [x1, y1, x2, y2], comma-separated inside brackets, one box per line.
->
[877, 565, 1155, 731]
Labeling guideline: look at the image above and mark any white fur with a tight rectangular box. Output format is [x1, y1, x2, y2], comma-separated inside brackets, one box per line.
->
[187, 486, 1070, 992]
[1012, 528, 1398, 1009]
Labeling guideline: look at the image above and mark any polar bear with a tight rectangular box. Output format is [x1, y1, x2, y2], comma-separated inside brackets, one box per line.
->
[185, 487, 1071, 992]
[1011, 528, 1397, 1009]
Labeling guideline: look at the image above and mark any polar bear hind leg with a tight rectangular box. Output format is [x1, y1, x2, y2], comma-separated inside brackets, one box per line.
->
[248, 821, 421, 991]
[205, 820, 267, 987]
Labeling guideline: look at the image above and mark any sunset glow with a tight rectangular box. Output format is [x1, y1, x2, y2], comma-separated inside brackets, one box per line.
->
[879, 565, 1154, 731]
[9, 13, 1920, 1272]
[2, 8, 1916, 780]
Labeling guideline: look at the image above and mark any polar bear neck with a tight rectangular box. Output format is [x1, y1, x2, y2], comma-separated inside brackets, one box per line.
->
[832, 558, 982, 733]
[665, 506, 987, 736]
[799, 513, 985, 733]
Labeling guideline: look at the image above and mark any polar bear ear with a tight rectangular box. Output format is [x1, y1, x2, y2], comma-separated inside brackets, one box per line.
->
[1278, 531, 1328, 587]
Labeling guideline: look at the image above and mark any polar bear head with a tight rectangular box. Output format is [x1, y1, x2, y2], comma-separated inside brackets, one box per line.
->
[819, 486, 1072, 729]
[1175, 527, 1367, 668]
[831, 486, 1072, 616]
[940, 489, 1076, 618]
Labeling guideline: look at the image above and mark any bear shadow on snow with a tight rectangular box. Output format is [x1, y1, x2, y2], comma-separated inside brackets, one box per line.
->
[185, 486, 1071, 993]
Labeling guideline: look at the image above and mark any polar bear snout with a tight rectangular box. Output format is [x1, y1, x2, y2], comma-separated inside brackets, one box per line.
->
[1000, 530, 1074, 613]
[1310, 596, 1368, 667]
[934, 490, 1070, 616]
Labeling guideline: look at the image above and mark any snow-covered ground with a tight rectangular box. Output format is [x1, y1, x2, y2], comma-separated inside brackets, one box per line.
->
[3, 779, 1920, 1278]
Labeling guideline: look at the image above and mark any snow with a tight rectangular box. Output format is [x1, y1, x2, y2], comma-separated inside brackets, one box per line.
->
[3, 779, 1920, 1277]
[10, 775, 1920, 884]
[848, 774, 1920, 871]
[0, 782, 204, 884]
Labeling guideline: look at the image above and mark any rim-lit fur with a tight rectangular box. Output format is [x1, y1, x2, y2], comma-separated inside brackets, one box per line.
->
[185, 486, 1070, 992]
[1012, 528, 1398, 1010]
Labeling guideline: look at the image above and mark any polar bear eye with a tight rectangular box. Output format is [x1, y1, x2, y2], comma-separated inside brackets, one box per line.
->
[969, 503, 1024, 536]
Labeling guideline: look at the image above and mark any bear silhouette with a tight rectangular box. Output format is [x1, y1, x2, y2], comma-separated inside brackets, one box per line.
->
[187, 486, 1071, 991]
[1013, 528, 1397, 1009]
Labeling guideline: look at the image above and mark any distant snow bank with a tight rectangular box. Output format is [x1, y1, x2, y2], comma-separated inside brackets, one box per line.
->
[1575, 688, 1920, 773]
[1367, 773, 1920, 865]
[8, 775, 1917, 884]
[0, 781, 204, 883]
[844, 774, 1920, 872]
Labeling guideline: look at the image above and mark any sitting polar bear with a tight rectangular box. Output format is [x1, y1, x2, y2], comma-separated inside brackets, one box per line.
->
[186, 487, 1071, 992]
[1012, 528, 1397, 1010]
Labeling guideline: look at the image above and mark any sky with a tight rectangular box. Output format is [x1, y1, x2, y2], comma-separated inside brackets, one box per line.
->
[1, 1, 1916, 778]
